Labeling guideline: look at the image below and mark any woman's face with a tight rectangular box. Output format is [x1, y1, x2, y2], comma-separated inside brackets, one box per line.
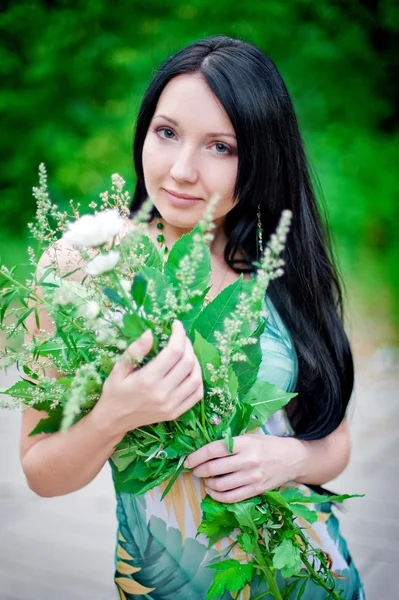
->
[142, 73, 238, 232]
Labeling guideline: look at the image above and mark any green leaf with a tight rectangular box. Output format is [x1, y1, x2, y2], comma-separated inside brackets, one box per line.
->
[288, 503, 318, 524]
[233, 319, 266, 400]
[236, 531, 256, 554]
[193, 329, 221, 386]
[0, 379, 37, 401]
[56, 376, 73, 389]
[164, 434, 197, 456]
[140, 265, 173, 313]
[118, 455, 153, 480]
[280, 488, 364, 505]
[181, 287, 211, 332]
[37, 265, 57, 285]
[200, 496, 237, 527]
[28, 411, 63, 435]
[228, 364, 238, 397]
[242, 380, 297, 430]
[272, 538, 302, 578]
[223, 427, 234, 454]
[102, 286, 124, 306]
[110, 446, 139, 472]
[192, 276, 243, 344]
[0, 289, 18, 324]
[40, 282, 59, 288]
[225, 498, 263, 531]
[119, 231, 162, 271]
[163, 224, 211, 293]
[122, 312, 148, 340]
[22, 365, 38, 380]
[206, 560, 253, 600]
[160, 462, 187, 500]
[112, 460, 175, 494]
[130, 272, 147, 306]
[228, 401, 254, 437]
[197, 521, 236, 548]
[10, 306, 35, 333]
[264, 490, 291, 509]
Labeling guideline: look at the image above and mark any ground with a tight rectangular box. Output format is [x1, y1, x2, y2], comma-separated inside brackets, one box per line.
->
[1, 314, 398, 599]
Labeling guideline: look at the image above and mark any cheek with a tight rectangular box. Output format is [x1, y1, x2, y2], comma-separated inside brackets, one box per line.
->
[142, 135, 170, 191]
[207, 159, 238, 210]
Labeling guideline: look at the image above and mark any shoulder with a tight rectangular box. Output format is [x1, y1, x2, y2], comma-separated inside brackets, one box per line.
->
[37, 236, 86, 283]
[258, 295, 298, 393]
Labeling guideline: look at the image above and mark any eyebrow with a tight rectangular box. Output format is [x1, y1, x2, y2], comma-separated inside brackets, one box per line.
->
[153, 114, 237, 139]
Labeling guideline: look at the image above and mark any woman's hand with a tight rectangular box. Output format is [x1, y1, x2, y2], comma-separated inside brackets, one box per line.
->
[184, 434, 305, 503]
[93, 319, 204, 438]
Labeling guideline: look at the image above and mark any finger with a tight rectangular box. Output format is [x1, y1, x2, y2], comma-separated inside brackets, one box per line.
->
[141, 320, 186, 380]
[171, 358, 203, 404]
[162, 334, 196, 391]
[191, 454, 243, 478]
[205, 484, 260, 504]
[110, 329, 153, 381]
[204, 470, 257, 493]
[184, 439, 236, 469]
[173, 383, 204, 418]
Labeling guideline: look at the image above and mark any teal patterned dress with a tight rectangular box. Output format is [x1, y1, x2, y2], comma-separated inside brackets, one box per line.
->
[110, 294, 365, 599]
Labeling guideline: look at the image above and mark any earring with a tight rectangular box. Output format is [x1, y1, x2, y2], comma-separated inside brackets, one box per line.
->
[156, 214, 168, 254]
[257, 203, 264, 256]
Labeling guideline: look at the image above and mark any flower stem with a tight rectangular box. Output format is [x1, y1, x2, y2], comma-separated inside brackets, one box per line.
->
[253, 543, 283, 600]
[198, 397, 211, 443]
[300, 554, 342, 599]
[0, 269, 43, 302]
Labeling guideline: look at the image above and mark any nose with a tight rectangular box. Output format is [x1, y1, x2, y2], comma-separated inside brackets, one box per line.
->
[169, 148, 198, 184]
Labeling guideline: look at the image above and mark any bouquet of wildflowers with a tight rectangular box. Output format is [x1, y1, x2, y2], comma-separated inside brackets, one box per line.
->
[0, 165, 360, 599]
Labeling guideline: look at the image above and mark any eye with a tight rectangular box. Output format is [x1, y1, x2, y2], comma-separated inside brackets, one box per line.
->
[156, 127, 176, 140]
[214, 142, 231, 155]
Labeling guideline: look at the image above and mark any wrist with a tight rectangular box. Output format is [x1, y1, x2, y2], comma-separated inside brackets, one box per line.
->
[285, 436, 311, 483]
[87, 404, 126, 447]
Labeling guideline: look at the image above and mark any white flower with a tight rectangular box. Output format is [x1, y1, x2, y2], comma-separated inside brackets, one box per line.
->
[115, 339, 128, 351]
[93, 318, 117, 344]
[63, 209, 124, 247]
[120, 278, 132, 294]
[53, 285, 78, 306]
[77, 300, 100, 320]
[111, 173, 126, 192]
[85, 250, 120, 276]
[103, 307, 125, 327]
[52, 279, 87, 306]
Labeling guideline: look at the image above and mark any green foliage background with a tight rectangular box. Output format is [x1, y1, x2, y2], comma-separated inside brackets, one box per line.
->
[1, 0, 398, 336]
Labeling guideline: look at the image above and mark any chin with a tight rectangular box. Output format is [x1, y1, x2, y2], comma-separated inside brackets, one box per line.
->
[157, 203, 204, 229]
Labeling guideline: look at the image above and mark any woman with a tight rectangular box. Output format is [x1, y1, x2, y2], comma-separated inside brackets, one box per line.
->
[21, 35, 364, 598]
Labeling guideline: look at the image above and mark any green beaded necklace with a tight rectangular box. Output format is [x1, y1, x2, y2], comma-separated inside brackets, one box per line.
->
[156, 220, 168, 254]
[156, 203, 263, 255]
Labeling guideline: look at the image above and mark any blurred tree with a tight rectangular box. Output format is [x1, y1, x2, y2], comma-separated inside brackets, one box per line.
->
[0, 0, 398, 329]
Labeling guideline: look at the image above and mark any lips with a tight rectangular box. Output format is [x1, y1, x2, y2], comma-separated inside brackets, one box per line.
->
[163, 189, 202, 207]
[164, 188, 202, 200]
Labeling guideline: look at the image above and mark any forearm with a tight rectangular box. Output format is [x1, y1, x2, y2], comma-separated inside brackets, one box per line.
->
[21, 408, 125, 497]
[290, 419, 351, 486]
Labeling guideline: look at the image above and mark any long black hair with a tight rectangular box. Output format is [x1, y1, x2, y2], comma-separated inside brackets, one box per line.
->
[129, 35, 354, 441]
